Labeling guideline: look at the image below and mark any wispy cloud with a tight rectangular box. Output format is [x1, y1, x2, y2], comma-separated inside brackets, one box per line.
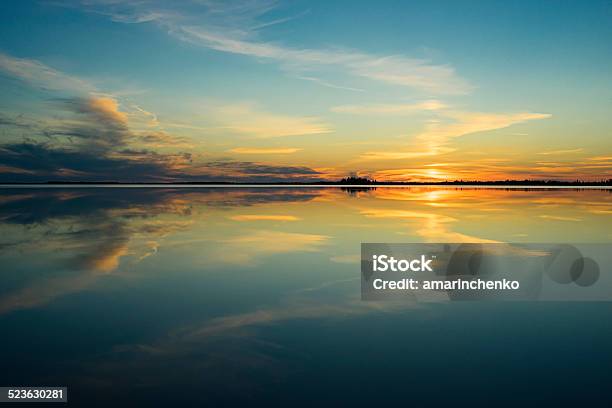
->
[331, 100, 446, 115]
[209, 102, 331, 138]
[66, 0, 471, 94]
[229, 214, 300, 221]
[179, 27, 471, 94]
[360, 150, 447, 161]
[131, 105, 160, 127]
[537, 148, 584, 155]
[0, 51, 95, 93]
[539, 215, 582, 222]
[228, 147, 301, 154]
[295, 75, 365, 92]
[417, 111, 551, 147]
[361, 111, 552, 161]
[134, 130, 195, 149]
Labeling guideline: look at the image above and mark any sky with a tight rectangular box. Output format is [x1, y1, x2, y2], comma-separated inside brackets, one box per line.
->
[0, 0, 611, 182]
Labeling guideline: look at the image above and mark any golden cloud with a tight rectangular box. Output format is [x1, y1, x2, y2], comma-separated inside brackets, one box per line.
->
[229, 147, 302, 154]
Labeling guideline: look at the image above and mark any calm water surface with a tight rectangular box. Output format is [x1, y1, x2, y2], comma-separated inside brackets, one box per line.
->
[1, 187, 611, 406]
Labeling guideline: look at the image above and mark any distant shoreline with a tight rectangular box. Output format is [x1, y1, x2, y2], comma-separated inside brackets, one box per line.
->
[1, 182, 611, 189]
[1, 178, 611, 186]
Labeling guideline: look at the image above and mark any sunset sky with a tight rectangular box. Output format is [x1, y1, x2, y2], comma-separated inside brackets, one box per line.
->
[0, 0, 611, 182]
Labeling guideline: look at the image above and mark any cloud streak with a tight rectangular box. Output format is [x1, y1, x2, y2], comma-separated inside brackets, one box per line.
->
[179, 27, 471, 94]
[229, 214, 300, 221]
[209, 103, 331, 138]
[67, 0, 471, 94]
[537, 148, 584, 155]
[332, 100, 447, 115]
[228, 147, 301, 154]
[361, 111, 552, 161]
[0, 51, 94, 93]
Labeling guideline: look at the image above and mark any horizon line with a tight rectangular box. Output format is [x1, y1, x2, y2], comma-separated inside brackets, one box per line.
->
[1, 183, 611, 190]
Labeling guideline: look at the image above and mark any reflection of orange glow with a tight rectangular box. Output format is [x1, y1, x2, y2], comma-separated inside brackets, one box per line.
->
[370, 188, 474, 207]
[1, 187, 611, 316]
[425, 190, 441, 201]
[414, 216, 499, 243]
[359, 207, 494, 242]
[360, 208, 455, 222]
[351, 187, 612, 242]
[217, 230, 329, 264]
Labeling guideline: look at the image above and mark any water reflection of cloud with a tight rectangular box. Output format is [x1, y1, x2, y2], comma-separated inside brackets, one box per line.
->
[0, 188, 325, 313]
[359, 208, 493, 242]
[329, 254, 361, 264]
[359, 188, 612, 243]
[0, 217, 194, 314]
[360, 208, 456, 223]
[0, 187, 611, 397]
[1, 186, 611, 316]
[216, 230, 329, 265]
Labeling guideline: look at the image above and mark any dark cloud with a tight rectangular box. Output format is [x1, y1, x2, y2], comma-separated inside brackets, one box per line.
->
[0, 96, 326, 183]
[47, 97, 131, 151]
[190, 160, 323, 182]
[203, 161, 320, 176]
[0, 142, 170, 182]
[135, 131, 194, 148]
[0, 113, 34, 129]
[0, 142, 324, 183]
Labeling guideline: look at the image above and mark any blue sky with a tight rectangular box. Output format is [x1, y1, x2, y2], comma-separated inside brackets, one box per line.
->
[0, 0, 611, 181]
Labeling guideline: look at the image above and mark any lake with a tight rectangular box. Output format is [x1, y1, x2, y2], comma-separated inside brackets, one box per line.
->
[0, 187, 611, 406]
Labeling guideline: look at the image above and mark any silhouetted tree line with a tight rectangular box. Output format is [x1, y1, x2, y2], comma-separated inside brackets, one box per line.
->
[338, 176, 377, 184]
[336, 177, 612, 186]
